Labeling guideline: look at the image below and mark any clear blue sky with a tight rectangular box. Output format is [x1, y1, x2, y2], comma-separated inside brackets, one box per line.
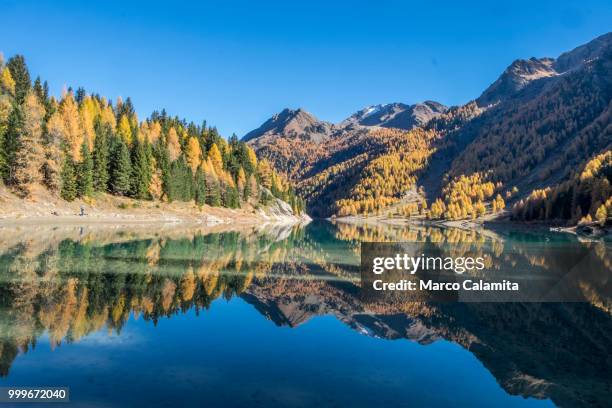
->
[2, 0, 610, 137]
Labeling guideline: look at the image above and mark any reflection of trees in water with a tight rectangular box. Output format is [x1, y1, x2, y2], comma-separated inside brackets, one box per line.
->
[0, 223, 610, 407]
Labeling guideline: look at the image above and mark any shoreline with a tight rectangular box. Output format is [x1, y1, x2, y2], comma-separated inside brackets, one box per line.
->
[0, 185, 310, 227]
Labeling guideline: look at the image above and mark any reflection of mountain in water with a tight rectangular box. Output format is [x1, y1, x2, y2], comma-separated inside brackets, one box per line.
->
[0, 222, 610, 407]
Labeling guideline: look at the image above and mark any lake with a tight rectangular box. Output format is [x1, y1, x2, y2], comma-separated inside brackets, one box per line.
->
[0, 221, 610, 407]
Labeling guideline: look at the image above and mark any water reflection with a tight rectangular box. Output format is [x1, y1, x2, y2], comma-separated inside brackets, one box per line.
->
[0, 221, 610, 407]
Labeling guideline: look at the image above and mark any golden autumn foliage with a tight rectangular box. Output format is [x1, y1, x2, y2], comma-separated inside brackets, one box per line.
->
[513, 150, 612, 223]
[12, 92, 45, 196]
[208, 143, 224, 175]
[185, 137, 202, 173]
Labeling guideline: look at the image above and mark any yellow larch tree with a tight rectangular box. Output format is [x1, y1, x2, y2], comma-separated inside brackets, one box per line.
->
[166, 127, 181, 162]
[117, 114, 132, 144]
[208, 143, 223, 175]
[185, 137, 202, 173]
[13, 92, 45, 196]
[59, 91, 83, 160]
[0, 67, 15, 95]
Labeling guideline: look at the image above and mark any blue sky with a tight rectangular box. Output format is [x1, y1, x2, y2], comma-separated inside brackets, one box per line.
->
[1, 0, 610, 137]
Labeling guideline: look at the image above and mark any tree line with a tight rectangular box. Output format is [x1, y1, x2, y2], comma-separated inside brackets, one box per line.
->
[0, 53, 304, 214]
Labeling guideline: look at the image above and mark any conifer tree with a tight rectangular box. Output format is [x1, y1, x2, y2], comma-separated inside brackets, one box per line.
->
[208, 143, 223, 175]
[110, 137, 131, 195]
[206, 177, 221, 207]
[166, 127, 181, 162]
[0, 97, 11, 182]
[117, 114, 132, 144]
[185, 136, 201, 173]
[77, 140, 93, 197]
[43, 111, 64, 191]
[12, 92, 45, 196]
[1, 67, 16, 96]
[130, 136, 151, 199]
[60, 155, 77, 201]
[194, 168, 207, 207]
[92, 122, 110, 192]
[3, 103, 24, 183]
[59, 91, 83, 160]
[236, 167, 246, 200]
[6, 55, 30, 104]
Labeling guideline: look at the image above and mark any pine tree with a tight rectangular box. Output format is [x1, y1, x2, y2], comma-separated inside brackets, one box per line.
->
[12, 92, 45, 196]
[0, 97, 11, 182]
[77, 139, 93, 197]
[194, 168, 207, 207]
[3, 102, 24, 183]
[92, 122, 110, 192]
[110, 137, 131, 195]
[6, 55, 30, 104]
[130, 136, 151, 199]
[206, 177, 221, 207]
[60, 155, 77, 201]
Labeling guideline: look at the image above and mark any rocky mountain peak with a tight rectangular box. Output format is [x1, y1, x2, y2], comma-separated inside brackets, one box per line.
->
[341, 101, 448, 130]
[242, 108, 333, 143]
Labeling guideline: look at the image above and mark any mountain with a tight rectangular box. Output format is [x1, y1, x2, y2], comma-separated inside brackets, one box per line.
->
[340, 101, 448, 129]
[475, 57, 558, 107]
[245, 32, 612, 223]
[242, 108, 334, 143]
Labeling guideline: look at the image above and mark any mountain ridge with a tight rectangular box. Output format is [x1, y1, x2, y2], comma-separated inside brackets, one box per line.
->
[244, 32, 612, 222]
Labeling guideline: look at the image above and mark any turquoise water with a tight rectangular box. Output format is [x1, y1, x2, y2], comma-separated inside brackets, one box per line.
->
[0, 221, 609, 407]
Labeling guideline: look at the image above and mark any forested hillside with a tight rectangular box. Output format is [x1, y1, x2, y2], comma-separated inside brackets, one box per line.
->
[0, 54, 304, 215]
[245, 32, 612, 225]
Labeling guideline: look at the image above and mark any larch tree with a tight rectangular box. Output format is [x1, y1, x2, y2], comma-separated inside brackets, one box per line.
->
[117, 114, 132, 145]
[0, 67, 16, 96]
[166, 127, 181, 162]
[79, 97, 96, 151]
[59, 92, 83, 160]
[257, 159, 273, 190]
[237, 167, 246, 200]
[12, 92, 45, 197]
[208, 143, 223, 175]
[185, 136, 201, 173]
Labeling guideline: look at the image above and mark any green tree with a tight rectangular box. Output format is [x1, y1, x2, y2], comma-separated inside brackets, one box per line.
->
[77, 140, 93, 197]
[60, 155, 77, 201]
[6, 55, 31, 104]
[206, 177, 221, 207]
[110, 137, 131, 195]
[92, 122, 110, 192]
[3, 102, 24, 183]
[130, 137, 151, 199]
[194, 169, 207, 207]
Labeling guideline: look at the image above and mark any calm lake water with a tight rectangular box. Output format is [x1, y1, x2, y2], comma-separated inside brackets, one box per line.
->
[0, 221, 610, 408]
